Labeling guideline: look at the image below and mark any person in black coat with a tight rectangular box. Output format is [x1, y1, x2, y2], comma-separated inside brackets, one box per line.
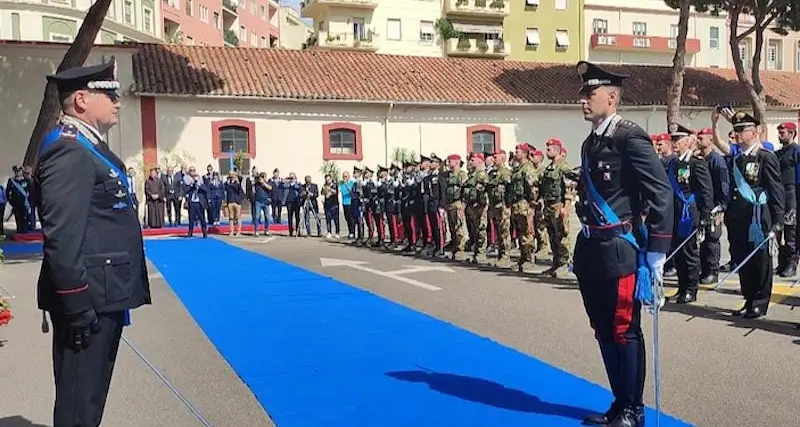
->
[35, 57, 152, 427]
[696, 128, 730, 284]
[572, 62, 673, 427]
[184, 166, 209, 238]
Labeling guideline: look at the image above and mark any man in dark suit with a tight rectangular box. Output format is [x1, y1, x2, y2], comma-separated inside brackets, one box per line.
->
[161, 166, 180, 226]
[572, 61, 673, 427]
[34, 57, 152, 427]
[184, 166, 209, 238]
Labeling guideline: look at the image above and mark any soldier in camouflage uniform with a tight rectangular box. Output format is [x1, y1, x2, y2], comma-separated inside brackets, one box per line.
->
[487, 150, 513, 268]
[537, 138, 575, 277]
[445, 154, 468, 261]
[509, 143, 539, 272]
[464, 153, 490, 263]
[531, 148, 550, 259]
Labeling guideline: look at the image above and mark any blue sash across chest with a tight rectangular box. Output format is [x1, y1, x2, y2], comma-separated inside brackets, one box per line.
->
[668, 158, 696, 238]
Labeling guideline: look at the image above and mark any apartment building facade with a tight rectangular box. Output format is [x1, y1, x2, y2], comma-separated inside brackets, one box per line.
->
[162, 0, 279, 47]
[0, 0, 163, 44]
[734, 14, 800, 73]
[505, 0, 583, 63]
[279, 5, 313, 49]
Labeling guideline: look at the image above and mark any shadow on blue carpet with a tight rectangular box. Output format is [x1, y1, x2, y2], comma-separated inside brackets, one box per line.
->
[144, 238, 694, 427]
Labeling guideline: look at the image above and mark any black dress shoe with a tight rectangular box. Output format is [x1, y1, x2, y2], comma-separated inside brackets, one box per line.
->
[744, 306, 766, 319]
[700, 274, 717, 284]
[667, 291, 697, 304]
[608, 407, 642, 427]
[780, 264, 797, 278]
[663, 268, 677, 278]
[733, 305, 748, 316]
[582, 402, 621, 426]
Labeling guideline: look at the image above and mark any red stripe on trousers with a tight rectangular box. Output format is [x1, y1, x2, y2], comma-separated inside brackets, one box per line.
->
[613, 273, 636, 344]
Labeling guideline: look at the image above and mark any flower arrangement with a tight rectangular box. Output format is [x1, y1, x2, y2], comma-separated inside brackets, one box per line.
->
[0, 298, 12, 327]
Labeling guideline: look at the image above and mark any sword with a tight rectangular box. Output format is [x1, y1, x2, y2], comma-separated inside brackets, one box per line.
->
[646, 275, 666, 427]
[713, 232, 775, 292]
[664, 228, 700, 264]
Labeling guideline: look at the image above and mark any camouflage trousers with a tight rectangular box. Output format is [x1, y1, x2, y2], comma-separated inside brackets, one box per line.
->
[511, 201, 535, 263]
[544, 202, 571, 267]
[466, 203, 488, 258]
[488, 204, 511, 262]
[447, 201, 467, 254]
[534, 201, 550, 254]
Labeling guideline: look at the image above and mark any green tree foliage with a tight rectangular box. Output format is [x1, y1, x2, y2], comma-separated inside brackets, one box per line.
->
[664, 0, 800, 129]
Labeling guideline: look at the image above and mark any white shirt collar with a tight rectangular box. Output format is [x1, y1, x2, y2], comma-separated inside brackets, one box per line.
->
[744, 143, 760, 156]
[593, 114, 619, 136]
[677, 150, 692, 162]
[72, 117, 105, 143]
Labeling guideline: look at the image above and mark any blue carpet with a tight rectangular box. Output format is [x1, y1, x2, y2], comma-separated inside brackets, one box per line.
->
[0, 242, 42, 256]
[144, 238, 694, 427]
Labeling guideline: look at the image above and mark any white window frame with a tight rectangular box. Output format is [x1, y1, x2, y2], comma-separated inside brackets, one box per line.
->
[240, 25, 247, 42]
[251, 31, 257, 45]
[632, 21, 646, 37]
[525, 0, 539, 5]
[592, 18, 607, 35]
[554, 0, 567, 10]
[123, 0, 135, 25]
[525, 28, 540, 47]
[739, 42, 750, 68]
[49, 33, 73, 42]
[387, 18, 402, 41]
[419, 20, 434, 44]
[709, 26, 719, 50]
[199, 5, 208, 22]
[186, 36, 194, 45]
[213, 12, 220, 29]
[670, 24, 679, 39]
[555, 29, 569, 49]
[767, 40, 780, 70]
[796, 40, 800, 72]
[143, 6, 153, 32]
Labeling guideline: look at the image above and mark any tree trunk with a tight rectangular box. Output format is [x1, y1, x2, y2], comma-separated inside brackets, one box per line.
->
[666, 0, 691, 125]
[22, 0, 113, 167]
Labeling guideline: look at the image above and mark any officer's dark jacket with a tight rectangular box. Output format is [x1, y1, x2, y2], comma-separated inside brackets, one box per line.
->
[704, 151, 730, 210]
[224, 179, 244, 204]
[573, 117, 674, 280]
[35, 126, 151, 316]
[254, 180, 271, 203]
[269, 177, 284, 203]
[282, 182, 301, 204]
[667, 152, 714, 224]
[776, 143, 800, 212]
[728, 148, 784, 229]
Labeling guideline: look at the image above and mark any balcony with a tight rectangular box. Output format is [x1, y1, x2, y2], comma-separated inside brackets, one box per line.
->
[590, 33, 701, 54]
[446, 38, 509, 58]
[161, 0, 181, 24]
[444, 0, 509, 19]
[224, 29, 239, 47]
[301, 0, 377, 18]
[318, 32, 378, 51]
[222, 0, 239, 16]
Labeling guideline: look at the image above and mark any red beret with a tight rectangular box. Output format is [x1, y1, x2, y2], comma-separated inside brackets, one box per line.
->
[546, 138, 562, 147]
[494, 149, 506, 155]
[650, 134, 660, 141]
[533, 149, 543, 157]
[447, 154, 461, 161]
[471, 152, 484, 161]
[516, 143, 533, 152]
[779, 122, 797, 131]
[697, 128, 713, 135]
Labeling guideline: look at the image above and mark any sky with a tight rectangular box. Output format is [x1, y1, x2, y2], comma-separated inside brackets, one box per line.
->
[282, 0, 302, 11]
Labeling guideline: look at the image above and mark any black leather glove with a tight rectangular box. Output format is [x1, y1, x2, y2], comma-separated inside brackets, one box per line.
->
[700, 216, 711, 228]
[65, 308, 101, 350]
[771, 223, 783, 234]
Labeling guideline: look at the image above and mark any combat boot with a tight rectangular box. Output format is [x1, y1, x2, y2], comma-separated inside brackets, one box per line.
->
[607, 407, 642, 427]
[494, 258, 512, 269]
[518, 261, 537, 273]
[471, 254, 488, 264]
[453, 251, 469, 262]
[552, 264, 570, 278]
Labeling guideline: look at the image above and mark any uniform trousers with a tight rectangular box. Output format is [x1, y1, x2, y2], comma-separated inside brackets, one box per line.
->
[673, 229, 701, 293]
[52, 311, 125, 427]
[414, 203, 429, 245]
[578, 272, 646, 409]
[425, 205, 444, 252]
[699, 222, 722, 276]
[401, 204, 416, 245]
[730, 220, 773, 311]
[188, 202, 207, 237]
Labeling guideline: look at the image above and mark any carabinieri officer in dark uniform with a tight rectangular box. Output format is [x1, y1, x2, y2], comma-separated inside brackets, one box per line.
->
[34, 57, 152, 427]
[664, 123, 713, 304]
[572, 61, 673, 427]
[727, 112, 783, 318]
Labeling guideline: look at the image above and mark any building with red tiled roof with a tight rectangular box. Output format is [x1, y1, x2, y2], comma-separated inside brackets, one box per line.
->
[2, 41, 799, 188]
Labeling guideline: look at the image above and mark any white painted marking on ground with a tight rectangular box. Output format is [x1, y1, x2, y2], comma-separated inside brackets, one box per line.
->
[320, 258, 442, 291]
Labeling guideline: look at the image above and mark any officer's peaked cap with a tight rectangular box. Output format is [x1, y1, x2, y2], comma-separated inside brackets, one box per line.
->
[731, 111, 760, 129]
[377, 165, 388, 173]
[429, 153, 442, 163]
[576, 61, 628, 93]
[47, 56, 120, 96]
[668, 122, 692, 138]
[364, 166, 374, 174]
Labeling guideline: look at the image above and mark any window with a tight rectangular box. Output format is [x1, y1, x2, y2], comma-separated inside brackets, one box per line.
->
[467, 125, 500, 154]
[592, 19, 607, 34]
[709, 26, 719, 49]
[124, 0, 135, 25]
[525, 28, 540, 48]
[185, 0, 193, 16]
[212, 120, 257, 174]
[251, 31, 257, 45]
[555, 0, 567, 10]
[322, 123, 363, 161]
[419, 20, 434, 43]
[387, 18, 401, 41]
[240, 25, 247, 42]
[739, 41, 750, 68]
[143, 7, 153, 32]
[525, 0, 539, 5]
[796, 41, 800, 72]
[107, 0, 115, 19]
[353, 17, 366, 41]
[555, 29, 569, 49]
[213, 12, 220, 28]
[767, 40, 781, 70]
[261, 35, 267, 47]
[49, 33, 73, 42]
[186, 36, 194, 45]
[632, 21, 646, 36]
[199, 5, 208, 22]
[259, 4, 266, 19]
[670, 24, 679, 39]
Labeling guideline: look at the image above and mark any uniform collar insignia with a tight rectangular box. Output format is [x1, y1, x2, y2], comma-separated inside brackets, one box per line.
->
[115, 189, 126, 198]
[109, 168, 119, 178]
